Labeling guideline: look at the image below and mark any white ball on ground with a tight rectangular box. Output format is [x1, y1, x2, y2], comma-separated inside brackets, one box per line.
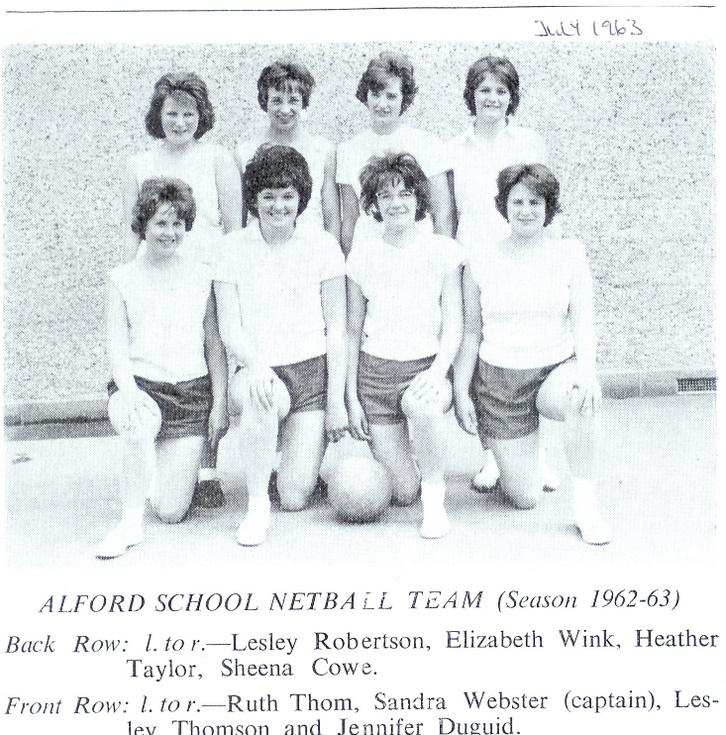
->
[327, 456, 393, 523]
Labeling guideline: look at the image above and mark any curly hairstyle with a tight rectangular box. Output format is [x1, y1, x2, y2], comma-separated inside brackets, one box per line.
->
[355, 51, 418, 114]
[257, 58, 316, 111]
[463, 55, 520, 117]
[131, 177, 196, 238]
[494, 163, 561, 227]
[359, 152, 429, 222]
[145, 72, 215, 140]
[243, 144, 313, 219]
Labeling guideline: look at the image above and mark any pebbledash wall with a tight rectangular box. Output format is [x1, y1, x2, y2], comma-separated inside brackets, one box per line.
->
[2, 42, 716, 420]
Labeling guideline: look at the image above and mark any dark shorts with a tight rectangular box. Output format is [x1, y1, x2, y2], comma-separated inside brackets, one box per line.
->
[272, 354, 327, 413]
[358, 352, 436, 425]
[108, 374, 212, 440]
[472, 357, 572, 440]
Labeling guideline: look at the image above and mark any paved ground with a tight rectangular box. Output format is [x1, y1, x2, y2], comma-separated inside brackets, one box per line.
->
[3, 395, 718, 570]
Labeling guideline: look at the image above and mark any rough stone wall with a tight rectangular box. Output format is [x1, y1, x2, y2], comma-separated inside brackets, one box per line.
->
[2, 42, 715, 401]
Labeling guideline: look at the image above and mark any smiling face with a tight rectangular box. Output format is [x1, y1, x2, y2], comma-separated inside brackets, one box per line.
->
[266, 84, 304, 135]
[474, 72, 511, 124]
[160, 93, 200, 145]
[144, 203, 186, 256]
[375, 178, 417, 232]
[506, 182, 547, 238]
[366, 75, 404, 130]
[256, 186, 300, 233]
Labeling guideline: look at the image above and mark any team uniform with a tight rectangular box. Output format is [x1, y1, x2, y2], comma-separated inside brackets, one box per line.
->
[107, 257, 214, 438]
[130, 141, 227, 263]
[236, 131, 334, 230]
[467, 237, 588, 439]
[215, 220, 345, 409]
[337, 125, 448, 244]
[447, 123, 547, 249]
[346, 230, 464, 424]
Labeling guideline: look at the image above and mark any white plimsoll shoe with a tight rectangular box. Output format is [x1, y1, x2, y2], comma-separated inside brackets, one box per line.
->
[420, 506, 451, 539]
[95, 523, 143, 558]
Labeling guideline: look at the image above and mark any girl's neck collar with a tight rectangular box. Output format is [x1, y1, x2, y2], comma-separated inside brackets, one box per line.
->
[267, 125, 302, 146]
[371, 119, 402, 136]
[473, 116, 508, 140]
[161, 138, 198, 155]
[382, 225, 417, 248]
[259, 220, 296, 247]
[140, 249, 182, 269]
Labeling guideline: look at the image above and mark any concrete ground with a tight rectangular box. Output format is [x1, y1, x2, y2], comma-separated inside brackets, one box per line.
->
[3, 395, 718, 569]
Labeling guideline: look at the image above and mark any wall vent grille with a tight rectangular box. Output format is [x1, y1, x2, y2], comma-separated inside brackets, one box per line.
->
[677, 377, 717, 393]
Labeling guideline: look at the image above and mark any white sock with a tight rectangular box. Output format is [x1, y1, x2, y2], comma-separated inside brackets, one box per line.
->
[472, 449, 500, 490]
[146, 471, 158, 503]
[420, 482, 450, 539]
[572, 478, 612, 545]
[198, 467, 216, 482]
[237, 495, 271, 546]
[539, 447, 561, 490]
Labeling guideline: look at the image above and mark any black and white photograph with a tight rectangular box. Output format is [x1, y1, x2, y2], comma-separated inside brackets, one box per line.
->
[1, 3, 724, 734]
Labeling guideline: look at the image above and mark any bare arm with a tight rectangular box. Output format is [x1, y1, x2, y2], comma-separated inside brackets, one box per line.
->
[406, 264, 463, 403]
[213, 281, 257, 368]
[203, 290, 229, 445]
[321, 146, 342, 242]
[215, 147, 243, 234]
[214, 280, 276, 409]
[569, 244, 601, 415]
[106, 277, 155, 430]
[121, 159, 141, 263]
[428, 171, 455, 238]
[339, 183, 360, 257]
[232, 147, 250, 228]
[432, 264, 463, 375]
[345, 277, 369, 440]
[321, 275, 348, 442]
[447, 169, 459, 238]
[107, 279, 137, 391]
[452, 263, 483, 435]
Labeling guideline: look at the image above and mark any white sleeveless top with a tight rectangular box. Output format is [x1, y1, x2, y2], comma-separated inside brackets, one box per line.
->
[109, 256, 212, 383]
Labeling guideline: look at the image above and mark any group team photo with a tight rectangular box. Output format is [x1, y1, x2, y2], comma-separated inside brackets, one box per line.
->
[3, 38, 716, 566]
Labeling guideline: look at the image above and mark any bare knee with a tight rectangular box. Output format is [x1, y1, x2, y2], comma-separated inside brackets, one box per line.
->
[277, 475, 316, 511]
[152, 500, 188, 524]
[401, 390, 445, 425]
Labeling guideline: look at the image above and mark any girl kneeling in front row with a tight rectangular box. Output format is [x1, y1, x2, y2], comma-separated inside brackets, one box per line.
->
[454, 163, 612, 544]
[97, 177, 228, 558]
[346, 152, 464, 538]
[214, 145, 348, 546]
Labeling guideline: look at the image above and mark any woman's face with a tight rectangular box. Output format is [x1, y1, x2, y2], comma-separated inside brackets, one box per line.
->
[160, 93, 200, 145]
[144, 203, 186, 256]
[366, 75, 404, 126]
[375, 178, 417, 231]
[506, 182, 547, 237]
[256, 186, 300, 232]
[474, 72, 511, 123]
[266, 84, 304, 135]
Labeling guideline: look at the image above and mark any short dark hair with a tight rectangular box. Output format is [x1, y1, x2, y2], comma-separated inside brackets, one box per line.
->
[355, 51, 418, 114]
[359, 152, 429, 223]
[494, 163, 561, 227]
[131, 177, 196, 238]
[463, 55, 520, 117]
[257, 58, 315, 110]
[243, 145, 313, 219]
[145, 72, 215, 140]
